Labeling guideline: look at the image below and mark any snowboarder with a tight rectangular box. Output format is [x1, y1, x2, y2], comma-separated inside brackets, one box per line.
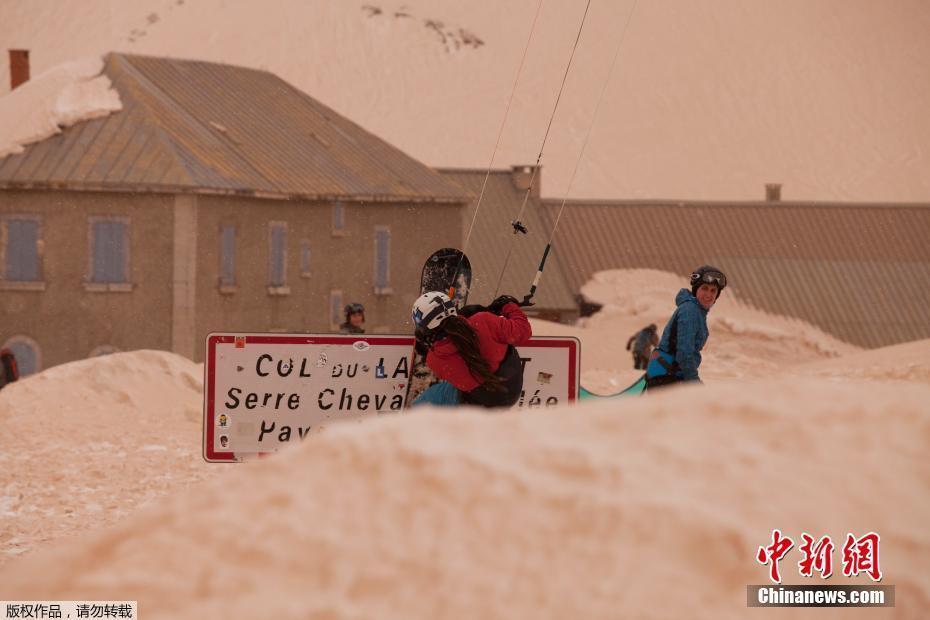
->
[645, 266, 727, 391]
[626, 323, 659, 370]
[339, 303, 366, 334]
[410, 292, 532, 408]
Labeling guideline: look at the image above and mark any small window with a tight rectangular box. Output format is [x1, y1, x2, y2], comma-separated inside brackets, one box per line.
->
[2, 216, 41, 282]
[220, 224, 236, 288]
[268, 221, 287, 290]
[300, 240, 311, 277]
[373, 226, 391, 293]
[330, 289, 343, 330]
[3, 336, 40, 376]
[332, 202, 345, 234]
[89, 217, 129, 284]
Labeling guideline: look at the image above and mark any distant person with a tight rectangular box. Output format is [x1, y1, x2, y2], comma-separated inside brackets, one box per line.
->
[339, 303, 365, 334]
[645, 266, 727, 391]
[0, 348, 19, 391]
[411, 292, 532, 408]
[220, 435, 229, 449]
[218, 413, 228, 427]
[626, 323, 659, 370]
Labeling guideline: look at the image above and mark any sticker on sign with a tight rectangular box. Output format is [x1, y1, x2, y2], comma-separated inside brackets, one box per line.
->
[203, 333, 579, 462]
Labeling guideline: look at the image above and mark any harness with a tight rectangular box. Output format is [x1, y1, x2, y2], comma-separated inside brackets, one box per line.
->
[651, 310, 681, 376]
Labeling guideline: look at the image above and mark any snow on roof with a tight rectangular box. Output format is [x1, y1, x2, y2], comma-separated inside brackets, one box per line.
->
[0, 56, 121, 158]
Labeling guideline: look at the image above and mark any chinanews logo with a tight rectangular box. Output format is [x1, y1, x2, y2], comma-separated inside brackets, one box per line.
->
[748, 529, 894, 608]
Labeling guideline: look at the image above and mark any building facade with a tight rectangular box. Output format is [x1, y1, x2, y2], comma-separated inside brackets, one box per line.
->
[0, 54, 468, 372]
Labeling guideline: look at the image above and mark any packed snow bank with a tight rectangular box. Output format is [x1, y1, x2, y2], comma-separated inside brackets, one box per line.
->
[568, 269, 861, 392]
[0, 351, 217, 563]
[0, 379, 928, 619]
[0, 56, 121, 158]
[784, 337, 930, 385]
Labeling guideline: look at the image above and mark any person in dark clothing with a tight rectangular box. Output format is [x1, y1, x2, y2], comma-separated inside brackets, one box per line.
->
[411, 291, 532, 408]
[0, 348, 19, 391]
[339, 303, 366, 334]
[626, 324, 659, 370]
[645, 266, 727, 391]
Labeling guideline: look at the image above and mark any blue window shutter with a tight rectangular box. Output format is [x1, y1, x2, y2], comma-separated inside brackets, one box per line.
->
[92, 220, 127, 283]
[92, 221, 109, 282]
[221, 225, 236, 285]
[375, 228, 390, 289]
[301, 241, 311, 274]
[270, 225, 286, 286]
[333, 203, 344, 230]
[111, 222, 127, 282]
[5, 219, 39, 281]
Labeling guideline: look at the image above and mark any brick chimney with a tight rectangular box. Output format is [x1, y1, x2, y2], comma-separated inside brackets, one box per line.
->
[9, 49, 30, 90]
[765, 183, 782, 202]
[511, 165, 540, 197]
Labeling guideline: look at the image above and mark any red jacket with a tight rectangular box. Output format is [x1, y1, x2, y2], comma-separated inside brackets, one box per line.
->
[426, 302, 532, 392]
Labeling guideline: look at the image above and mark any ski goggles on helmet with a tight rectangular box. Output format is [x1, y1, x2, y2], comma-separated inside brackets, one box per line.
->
[345, 303, 365, 315]
[690, 270, 727, 289]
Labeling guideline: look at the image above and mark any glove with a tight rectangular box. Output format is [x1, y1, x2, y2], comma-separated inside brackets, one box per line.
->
[414, 326, 435, 355]
[487, 295, 520, 315]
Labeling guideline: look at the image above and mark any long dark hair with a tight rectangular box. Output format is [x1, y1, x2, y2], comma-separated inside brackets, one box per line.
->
[440, 316, 505, 392]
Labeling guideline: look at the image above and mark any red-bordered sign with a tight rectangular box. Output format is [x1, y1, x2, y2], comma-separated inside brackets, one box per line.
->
[204, 333, 579, 462]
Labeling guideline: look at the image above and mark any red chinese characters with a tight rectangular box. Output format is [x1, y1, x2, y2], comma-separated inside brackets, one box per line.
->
[798, 533, 834, 579]
[757, 529, 794, 584]
[842, 532, 882, 582]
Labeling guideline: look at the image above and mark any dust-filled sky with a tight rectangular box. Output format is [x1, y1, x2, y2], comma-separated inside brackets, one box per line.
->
[1, 0, 929, 201]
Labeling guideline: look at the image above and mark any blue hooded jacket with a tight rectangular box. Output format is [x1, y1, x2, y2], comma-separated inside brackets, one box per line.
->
[646, 288, 710, 382]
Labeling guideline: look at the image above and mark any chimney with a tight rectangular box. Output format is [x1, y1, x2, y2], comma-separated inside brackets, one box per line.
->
[765, 183, 782, 202]
[511, 165, 540, 197]
[9, 49, 30, 90]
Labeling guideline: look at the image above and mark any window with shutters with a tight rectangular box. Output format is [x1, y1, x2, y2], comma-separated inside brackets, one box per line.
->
[332, 202, 345, 236]
[373, 226, 391, 294]
[300, 240, 311, 277]
[0, 215, 44, 290]
[86, 216, 131, 292]
[268, 221, 289, 294]
[219, 224, 237, 292]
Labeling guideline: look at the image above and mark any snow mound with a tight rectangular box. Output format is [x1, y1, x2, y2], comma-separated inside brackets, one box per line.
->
[0, 56, 121, 158]
[1, 380, 928, 619]
[785, 337, 930, 385]
[0, 350, 215, 564]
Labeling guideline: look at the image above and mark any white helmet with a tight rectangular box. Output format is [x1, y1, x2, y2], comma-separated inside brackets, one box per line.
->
[411, 291, 457, 331]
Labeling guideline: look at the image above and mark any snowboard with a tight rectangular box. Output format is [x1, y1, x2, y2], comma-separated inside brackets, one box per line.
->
[579, 374, 646, 399]
[404, 248, 472, 407]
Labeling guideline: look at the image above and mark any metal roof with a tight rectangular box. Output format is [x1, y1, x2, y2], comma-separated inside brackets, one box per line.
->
[540, 199, 930, 348]
[0, 53, 468, 203]
[438, 168, 577, 313]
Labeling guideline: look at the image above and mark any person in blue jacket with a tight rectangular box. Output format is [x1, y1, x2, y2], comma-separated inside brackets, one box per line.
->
[645, 265, 727, 391]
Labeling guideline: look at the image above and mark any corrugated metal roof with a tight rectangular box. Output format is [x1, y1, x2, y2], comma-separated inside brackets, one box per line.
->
[539, 199, 930, 348]
[438, 168, 577, 313]
[0, 53, 468, 203]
